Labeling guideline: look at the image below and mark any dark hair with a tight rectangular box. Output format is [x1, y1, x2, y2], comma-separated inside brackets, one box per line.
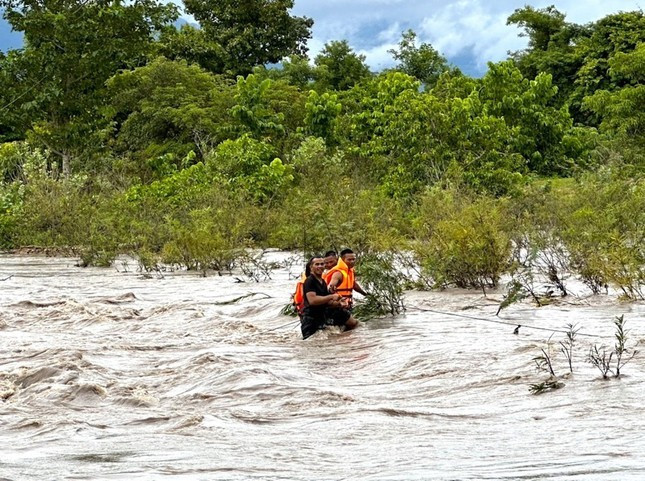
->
[324, 250, 337, 258]
[305, 256, 322, 277]
[340, 248, 354, 257]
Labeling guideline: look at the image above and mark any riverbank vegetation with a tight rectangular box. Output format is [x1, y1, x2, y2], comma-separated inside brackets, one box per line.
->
[0, 2, 643, 299]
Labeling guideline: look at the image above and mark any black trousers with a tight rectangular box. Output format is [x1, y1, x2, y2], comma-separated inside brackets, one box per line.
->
[300, 308, 351, 339]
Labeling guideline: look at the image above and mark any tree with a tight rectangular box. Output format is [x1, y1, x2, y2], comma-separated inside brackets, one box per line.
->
[507, 8, 645, 124]
[182, 0, 313, 76]
[508, 5, 569, 52]
[156, 24, 226, 74]
[0, 0, 177, 175]
[479, 61, 595, 176]
[303, 90, 342, 145]
[388, 29, 451, 87]
[280, 55, 315, 90]
[583, 43, 645, 148]
[105, 57, 235, 180]
[507, 5, 585, 106]
[572, 11, 645, 123]
[230, 74, 286, 139]
[314, 40, 371, 91]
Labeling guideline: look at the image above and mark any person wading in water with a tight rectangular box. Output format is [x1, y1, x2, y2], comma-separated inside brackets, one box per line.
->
[325, 248, 368, 310]
[323, 250, 338, 273]
[293, 250, 337, 319]
[301, 256, 358, 339]
[291, 258, 313, 319]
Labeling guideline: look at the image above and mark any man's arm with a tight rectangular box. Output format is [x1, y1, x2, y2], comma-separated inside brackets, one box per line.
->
[354, 280, 368, 297]
[328, 271, 343, 293]
[306, 290, 342, 306]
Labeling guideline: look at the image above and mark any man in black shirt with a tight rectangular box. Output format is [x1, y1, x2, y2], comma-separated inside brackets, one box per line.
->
[301, 256, 358, 339]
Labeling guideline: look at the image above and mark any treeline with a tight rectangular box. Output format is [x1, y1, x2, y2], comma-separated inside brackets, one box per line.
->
[0, 1, 643, 299]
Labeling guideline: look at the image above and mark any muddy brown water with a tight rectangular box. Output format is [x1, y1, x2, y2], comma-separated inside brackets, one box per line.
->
[1, 253, 644, 480]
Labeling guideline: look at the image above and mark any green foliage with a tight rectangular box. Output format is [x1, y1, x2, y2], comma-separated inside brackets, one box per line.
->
[209, 135, 275, 178]
[559, 174, 644, 299]
[314, 40, 371, 91]
[583, 43, 645, 148]
[496, 280, 528, 315]
[0, 181, 23, 248]
[239, 158, 294, 204]
[12, 174, 98, 252]
[430, 70, 478, 100]
[182, 0, 313, 76]
[303, 91, 342, 144]
[508, 5, 568, 52]
[342, 71, 420, 151]
[353, 252, 405, 318]
[230, 74, 286, 138]
[388, 29, 452, 87]
[343, 70, 526, 197]
[505, 180, 573, 299]
[0, 141, 27, 182]
[507, 8, 645, 124]
[207, 135, 293, 203]
[573, 11, 645, 121]
[287, 136, 345, 180]
[266, 145, 408, 253]
[0, 0, 178, 174]
[106, 57, 235, 179]
[161, 209, 242, 272]
[480, 61, 595, 175]
[280, 55, 315, 90]
[412, 189, 512, 288]
[156, 24, 226, 74]
[613, 315, 638, 377]
[507, 4, 582, 104]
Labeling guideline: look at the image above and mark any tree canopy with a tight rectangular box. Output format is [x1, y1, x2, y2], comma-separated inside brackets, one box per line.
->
[181, 0, 313, 76]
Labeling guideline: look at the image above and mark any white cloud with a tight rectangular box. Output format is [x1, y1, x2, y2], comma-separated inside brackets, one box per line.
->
[358, 43, 399, 71]
[291, 0, 643, 74]
[417, 1, 527, 68]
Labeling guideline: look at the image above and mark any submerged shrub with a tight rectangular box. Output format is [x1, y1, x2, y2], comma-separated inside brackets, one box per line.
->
[353, 251, 406, 318]
[560, 173, 644, 299]
[413, 189, 512, 288]
[161, 213, 241, 272]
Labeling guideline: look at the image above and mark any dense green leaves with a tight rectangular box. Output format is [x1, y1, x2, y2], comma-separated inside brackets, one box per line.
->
[389, 29, 452, 87]
[105, 57, 235, 179]
[182, 0, 313, 76]
[0, 0, 178, 174]
[314, 40, 371, 91]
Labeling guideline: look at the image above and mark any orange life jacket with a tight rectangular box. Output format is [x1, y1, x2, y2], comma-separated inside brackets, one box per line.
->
[322, 269, 333, 284]
[292, 272, 307, 315]
[324, 258, 355, 304]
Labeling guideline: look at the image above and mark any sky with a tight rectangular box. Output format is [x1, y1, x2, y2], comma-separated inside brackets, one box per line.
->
[1, 0, 642, 76]
[291, 0, 643, 75]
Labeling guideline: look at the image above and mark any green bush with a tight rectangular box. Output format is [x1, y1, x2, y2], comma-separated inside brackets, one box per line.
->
[560, 173, 644, 298]
[160, 209, 242, 272]
[413, 189, 512, 288]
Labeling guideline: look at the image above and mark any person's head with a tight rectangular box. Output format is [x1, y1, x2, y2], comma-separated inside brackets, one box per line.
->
[340, 248, 356, 268]
[309, 256, 325, 277]
[305, 257, 316, 277]
[323, 250, 338, 270]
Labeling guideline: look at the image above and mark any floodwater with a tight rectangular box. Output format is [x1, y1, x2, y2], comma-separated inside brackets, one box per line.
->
[1, 253, 644, 481]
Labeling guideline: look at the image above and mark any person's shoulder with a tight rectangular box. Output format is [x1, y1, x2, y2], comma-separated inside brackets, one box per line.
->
[303, 276, 317, 290]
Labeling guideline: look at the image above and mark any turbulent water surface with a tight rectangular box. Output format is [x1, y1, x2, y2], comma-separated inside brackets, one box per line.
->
[1, 253, 645, 480]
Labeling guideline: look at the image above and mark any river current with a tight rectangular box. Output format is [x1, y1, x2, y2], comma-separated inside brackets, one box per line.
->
[1, 253, 644, 480]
